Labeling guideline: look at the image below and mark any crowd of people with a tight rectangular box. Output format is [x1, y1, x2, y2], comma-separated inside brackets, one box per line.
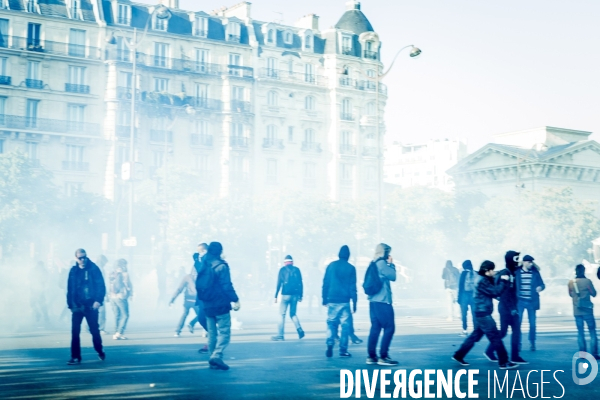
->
[63, 243, 600, 372]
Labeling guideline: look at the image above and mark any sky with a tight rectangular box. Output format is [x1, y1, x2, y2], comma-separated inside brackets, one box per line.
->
[141, 0, 600, 152]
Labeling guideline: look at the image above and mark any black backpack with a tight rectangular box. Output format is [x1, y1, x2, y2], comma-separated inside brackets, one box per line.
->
[196, 260, 225, 301]
[363, 259, 383, 296]
[283, 267, 302, 295]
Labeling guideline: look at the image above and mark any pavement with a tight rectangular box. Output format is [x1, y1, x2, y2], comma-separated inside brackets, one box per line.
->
[1, 302, 599, 399]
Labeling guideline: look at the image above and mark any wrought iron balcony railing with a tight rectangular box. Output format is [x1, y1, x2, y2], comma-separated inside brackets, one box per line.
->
[263, 138, 284, 149]
[340, 113, 354, 121]
[0, 114, 100, 135]
[363, 50, 378, 60]
[25, 79, 43, 89]
[0, 75, 11, 85]
[301, 141, 322, 152]
[227, 64, 253, 78]
[0, 36, 101, 60]
[65, 83, 90, 94]
[231, 100, 252, 113]
[191, 134, 213, 146]
[258, 68, 327, 86]
[230, 136, 249, 148]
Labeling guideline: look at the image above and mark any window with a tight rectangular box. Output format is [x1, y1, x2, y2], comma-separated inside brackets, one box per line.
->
[65, 144, 84, 162]
[26, 99, 39, 127]
[27, 61, 40, 81]
[287, 126, 294, 142]
[341, 131, 353, 145]
[342, 35, 352, 54]
[67, 104, 85, 130]
[266, 159, 277, 182]
[194, 16, 208, 37]
[287, 58, 294, 75]
[194, 120, 209, 135]
[232, 86, 244, 101]
[116, 37, 130, 61]
[70, 0, 81, 20]
[0, 19, 8, 48]
[27, 23, 41, 48]
[304, 34, 312, 50]
[227, 22, 241, 42]
[0, 96, 5, 125]
[153, 78, 168, 92]
[267, 57, 278, 77]
[341, 98, 352, 119]
[304, 128, 315, 143]
[228, 53, 242, 76]
[195, 83, 208, 102]
[27, 0, 38, 13]
[154, 14, 168, 31]
[68, 29, 86, 57]
[304, 96, 315, 111]
[154, 42, 169, 67]
[267, 91, 278, 107]
[365, 102, 376, 115]
[0, 57, 7, 76]
[283, 30, 293, 45]
[367, 69, 376, 78]
[305, 63, 314, 83]
[68, 66, 86, 85]
[195, 48, 209, 72]
[118, 71, 132, 88]
[266, 125, 277, 140]
[25, 141, 38, 160]
[364, 41, 377, 59]
[231, 122, 244, 137]
[117, 4, 131, 25]
[266, 29, 275, 44]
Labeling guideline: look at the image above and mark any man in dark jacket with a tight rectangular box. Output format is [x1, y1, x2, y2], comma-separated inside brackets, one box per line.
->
[66, 248, 106, 365]
[516, 255, 545, 351]
[452, 260, 518, 370]
[193, 243, 209, 353]
[457, 260, 476, 336]
[322, 245, 356, 358]
[485, 250, 528, 364]
[272, 255, 305, 340]
[198, 242, 240, 370]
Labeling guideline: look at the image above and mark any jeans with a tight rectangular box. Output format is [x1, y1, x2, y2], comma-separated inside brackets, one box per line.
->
[459, 294, 475, 331]
[518, 299, 537, 344]
[575, 314, 598, 355]
[445, 289, 458, 320]
[454, 315, 509, 365]
[71, 307, 103, 359]
[486, 309, 521, 359]
[326, 303, 351, 353]
[278, 295, 302, 337]
[111, 298, 129, 335]
[176, 301, 199, 334]
[207, 313, 231, 360]
[192, 301, 208, 331]
[367, 302, 395, 359]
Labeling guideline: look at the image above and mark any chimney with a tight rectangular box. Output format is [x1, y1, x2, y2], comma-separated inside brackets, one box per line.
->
[160, 0, 179, 9]
[346, 0, 360, 10]
[220, 2, 252, 19]
[295, 14, 319, 31]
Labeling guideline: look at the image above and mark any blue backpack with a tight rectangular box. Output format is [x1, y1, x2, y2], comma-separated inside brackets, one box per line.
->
[196, 260, 225, 301]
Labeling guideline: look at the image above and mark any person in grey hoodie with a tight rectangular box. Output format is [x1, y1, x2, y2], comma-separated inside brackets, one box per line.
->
[366, 243, 398, 366]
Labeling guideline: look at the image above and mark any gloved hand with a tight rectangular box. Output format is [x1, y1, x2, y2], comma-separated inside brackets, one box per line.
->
[232, 301, 241, 311]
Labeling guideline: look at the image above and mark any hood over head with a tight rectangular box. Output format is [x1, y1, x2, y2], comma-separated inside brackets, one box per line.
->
[505, 250, 520, 272]
[373, 243, 391, 261]
[462, 260, 473, 270]
[208, 242, 223, 258]
[339, 245, 350, 261]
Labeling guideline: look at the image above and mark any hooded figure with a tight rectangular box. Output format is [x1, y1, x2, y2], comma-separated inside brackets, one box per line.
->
[373, 243, 391, 262]
[457, 260, 476, 335]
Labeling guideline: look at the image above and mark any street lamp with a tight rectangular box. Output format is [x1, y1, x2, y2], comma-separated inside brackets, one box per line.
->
[375, 45, 421, 242]
[105, 4, 172, 253]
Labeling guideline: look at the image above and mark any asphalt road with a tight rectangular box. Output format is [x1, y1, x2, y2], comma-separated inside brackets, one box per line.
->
[1, 304, 599, 399]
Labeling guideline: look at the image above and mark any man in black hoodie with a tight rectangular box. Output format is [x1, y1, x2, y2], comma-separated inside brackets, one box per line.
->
[322, 245, 357, 358]
[66, 248, 106, 365]
[484, 250, 528, 365]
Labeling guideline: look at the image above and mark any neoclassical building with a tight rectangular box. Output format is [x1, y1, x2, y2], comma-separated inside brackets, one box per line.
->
[447, 126, 600, 212]
[0, 0, 386, 203]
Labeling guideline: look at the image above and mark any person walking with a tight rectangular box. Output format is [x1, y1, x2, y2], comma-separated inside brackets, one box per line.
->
[109, 259, 133, 340]
[484, 251, 528, 365]
[452, 260, 518, 370]
[66, 248, 106, 365]
[271, 255, 305, 341]
[170, 266, 200, 337]
[96, 255, 109, 335]
[365, 244, 398, 366]
[442, 260, 460, 322]
[322, 245, 356, 358]
[196, 242, 240, 370]
[568, 264, 599, 360]
[193, 243, 210, 353]
[457, 260, 476, 336]
[516, 255, 545, 351]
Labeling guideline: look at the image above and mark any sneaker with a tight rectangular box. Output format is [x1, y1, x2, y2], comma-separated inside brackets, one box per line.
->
[351, 336, 363, 344]
[326, 345, 333, 358]
[366, 357, 378, 365]
[459, 330, 468, 337]
[188, 324, 194, 334]
[511, 356, 529, 365]
[113, 333, 120, 340]
[483, 351, 498, 362]
[500, 362, 519, 370]
[198, 345, 208, 354]
[98, 352, 106, 361]
[271, 335, 284, 341]
[297, 328, 305, 339]
[100, 330, 108, 335]
[209, 358, 230, 371]
[452, 356, 470, 366]
[173, 333, 180, 338]
[378, 357, 399, 366]
[66, 358, 81, 365]
[340, 351, 352, 358]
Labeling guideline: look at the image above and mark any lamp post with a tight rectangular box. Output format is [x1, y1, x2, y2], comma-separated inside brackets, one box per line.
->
[375, 45, 421, 242]
[105, 4, 171, 251]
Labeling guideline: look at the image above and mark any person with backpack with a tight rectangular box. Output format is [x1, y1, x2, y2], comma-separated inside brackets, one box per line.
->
[195, 242, 240, 370]
[484, 251, 528, 365]
[457, 260, 476, 336]
[272, 255, 305, 341]
[193, 243, 209, 353]
[364, 243, 398, 366]
[516, 255, 545, 351]
[442, 260, 460, 322]
[452, 260, 518, 370]
[322, 245, 357, 358]
[109, 259, 133, 340]
[568, 264, 599, 359]
[169, 266, 200, 337]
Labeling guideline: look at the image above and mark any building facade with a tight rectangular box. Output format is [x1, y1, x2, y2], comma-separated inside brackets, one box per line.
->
[0, 0, 388, 203]
[384, 139, 467, 191]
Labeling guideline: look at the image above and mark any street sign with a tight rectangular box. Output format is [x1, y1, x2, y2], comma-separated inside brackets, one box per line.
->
[123, 237, 137, 247]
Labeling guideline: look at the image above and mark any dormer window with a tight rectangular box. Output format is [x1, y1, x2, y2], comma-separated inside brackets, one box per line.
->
[117, 4, 131, 26]
[194, 16, 208, 37]
[304, 34, 313, 50]
[0, 0, 8, 10]
[227, 22, 241, 43]
[27, 0, 39, 13]
[266, 29, 275, 44]
[69, 0, 81, 20]
[364, 40, 377, 60]
[341, 35, 352, 55]
[153, 14, 168, 31]
[283, 30, 293, 45]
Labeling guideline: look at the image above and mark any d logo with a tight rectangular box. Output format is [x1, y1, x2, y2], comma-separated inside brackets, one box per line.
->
[572, 351, 598, 385]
